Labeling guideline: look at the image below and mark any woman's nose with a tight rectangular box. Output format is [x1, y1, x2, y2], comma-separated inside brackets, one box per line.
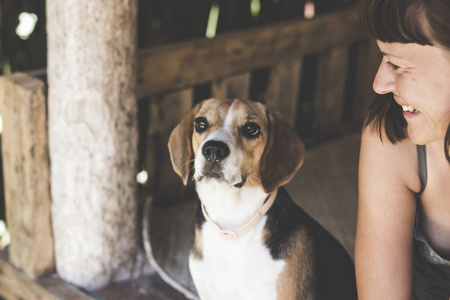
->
[372, 58, 396, 95]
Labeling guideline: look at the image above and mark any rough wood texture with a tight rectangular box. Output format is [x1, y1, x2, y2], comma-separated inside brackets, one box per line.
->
[137, 8, 367, 98]
[211, 72, 251, 100]
[0, 250, 83, 300]
[265, 59, 302, 126]
[0, 249, 187, 300]
[46, 0, 149, 289]
[0, 257, 59, 300]
[0, 73, 54, 278]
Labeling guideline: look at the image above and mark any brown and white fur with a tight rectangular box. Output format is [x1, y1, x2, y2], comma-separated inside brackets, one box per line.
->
[168, 98, 357, 300]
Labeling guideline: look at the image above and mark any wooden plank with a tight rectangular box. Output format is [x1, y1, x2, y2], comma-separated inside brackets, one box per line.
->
[313, 46, 349, 139]
[0, 73, 54, 278]
[0, 249, 186, 300]
[146, 89, 194, 201]
[265, 59, 302, 126]
[354, 38, 381, 118]
[0, 255, 58, 300]
[211, 72, 251, 99]
[137, 8, 367, 98]
[0, 250, 91, 300]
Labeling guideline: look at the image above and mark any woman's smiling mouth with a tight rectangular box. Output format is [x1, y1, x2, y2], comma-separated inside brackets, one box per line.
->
[402, 105, 418, 113]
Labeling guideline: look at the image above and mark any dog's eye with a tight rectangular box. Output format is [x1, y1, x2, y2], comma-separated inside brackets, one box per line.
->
[242, 122, 260, 138]
[194, 117, 209, 133]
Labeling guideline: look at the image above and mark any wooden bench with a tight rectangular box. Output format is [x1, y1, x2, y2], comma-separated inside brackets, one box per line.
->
[0, 7, 379, 299]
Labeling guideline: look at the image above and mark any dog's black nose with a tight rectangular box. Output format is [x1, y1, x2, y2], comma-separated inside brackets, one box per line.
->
[202, 140, 230, 163]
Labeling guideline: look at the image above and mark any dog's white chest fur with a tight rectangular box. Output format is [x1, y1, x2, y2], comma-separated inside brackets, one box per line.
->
[190, 218, 285, 300]
[190, 183, 286, 300]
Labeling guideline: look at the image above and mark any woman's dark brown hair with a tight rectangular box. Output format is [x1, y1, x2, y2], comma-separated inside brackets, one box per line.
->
[358, 0, 450, 162]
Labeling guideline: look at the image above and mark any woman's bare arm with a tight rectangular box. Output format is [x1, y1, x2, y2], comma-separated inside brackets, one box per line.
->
[355, 127, 418, 299]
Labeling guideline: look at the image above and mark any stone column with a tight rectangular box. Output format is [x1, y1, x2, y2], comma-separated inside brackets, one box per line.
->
[47, 0, 146, 289]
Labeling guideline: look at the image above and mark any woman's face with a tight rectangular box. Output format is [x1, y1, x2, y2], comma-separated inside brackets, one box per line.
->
[373, 41, 450, 145]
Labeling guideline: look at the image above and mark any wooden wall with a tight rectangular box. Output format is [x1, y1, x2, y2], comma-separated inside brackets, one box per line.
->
[137, 8, 381, 200]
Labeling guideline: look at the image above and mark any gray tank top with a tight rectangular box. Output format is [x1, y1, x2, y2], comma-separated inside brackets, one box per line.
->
[413, 145, 450, 266]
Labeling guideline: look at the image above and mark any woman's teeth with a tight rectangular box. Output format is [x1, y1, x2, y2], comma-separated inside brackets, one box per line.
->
[402, 105, 417, 113]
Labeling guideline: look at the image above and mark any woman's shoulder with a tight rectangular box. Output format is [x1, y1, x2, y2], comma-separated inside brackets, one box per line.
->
[361, 124, 415, 152]
[360, 125, 422, 194]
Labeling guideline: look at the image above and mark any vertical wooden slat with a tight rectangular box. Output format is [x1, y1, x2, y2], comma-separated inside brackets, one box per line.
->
[146, 89, 194, 201]
[265, 59, 302, 126]
[0, 73, 54, 278]
[314, 46, 349, 138]
[354, 39, 381, 118]
[212, 72, 251, 99]
[0, 256, 59, 300]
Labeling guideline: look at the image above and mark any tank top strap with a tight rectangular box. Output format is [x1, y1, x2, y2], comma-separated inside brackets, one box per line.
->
[416, 145, 427, 195]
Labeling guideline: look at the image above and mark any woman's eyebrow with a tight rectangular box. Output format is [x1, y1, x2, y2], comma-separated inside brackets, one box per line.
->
[381, 51, 403, 59]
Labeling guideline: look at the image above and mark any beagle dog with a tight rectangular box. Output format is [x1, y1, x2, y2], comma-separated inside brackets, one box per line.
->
[168, 98, 357, 300]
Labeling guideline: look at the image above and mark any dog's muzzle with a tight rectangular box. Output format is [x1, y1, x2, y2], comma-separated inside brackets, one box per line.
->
[197, 140, 245, 187]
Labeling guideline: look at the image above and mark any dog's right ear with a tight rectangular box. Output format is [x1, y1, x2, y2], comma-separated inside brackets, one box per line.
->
[168, 108, 197, 185]
[259, 108, 305, 193]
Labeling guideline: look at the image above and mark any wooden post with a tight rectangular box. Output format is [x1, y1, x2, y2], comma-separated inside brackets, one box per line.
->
[0, 73, 54, 279]
[46, 0, 148, 289]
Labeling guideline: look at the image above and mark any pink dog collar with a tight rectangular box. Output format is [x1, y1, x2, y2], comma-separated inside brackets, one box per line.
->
[201, 191, 278, 240]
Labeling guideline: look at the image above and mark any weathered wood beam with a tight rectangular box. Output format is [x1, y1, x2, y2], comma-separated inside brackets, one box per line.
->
[0, 249, 184, 300]
[137, 8, 368, 98]
[0, 73, 54, 279]
[0, 250, 93, 300]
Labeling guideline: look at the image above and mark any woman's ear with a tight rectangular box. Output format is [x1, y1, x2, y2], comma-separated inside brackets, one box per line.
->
[168, 109, 197, 185]
[259, 109, 305, 193]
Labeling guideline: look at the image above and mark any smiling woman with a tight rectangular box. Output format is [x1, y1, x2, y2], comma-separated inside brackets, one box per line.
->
[356, 0, 450, 299]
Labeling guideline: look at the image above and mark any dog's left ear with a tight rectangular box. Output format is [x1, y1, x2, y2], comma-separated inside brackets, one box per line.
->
[168, 108, 197, 185]
[260, 109, 305, 193]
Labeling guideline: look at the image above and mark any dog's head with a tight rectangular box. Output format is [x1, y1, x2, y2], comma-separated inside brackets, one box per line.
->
[168, 98, 305, 193]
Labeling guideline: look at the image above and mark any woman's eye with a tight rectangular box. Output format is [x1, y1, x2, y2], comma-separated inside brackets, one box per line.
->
[387, 61, 400, 70]
[242, 122, 261, 138]
[194, 117, 209, 133]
